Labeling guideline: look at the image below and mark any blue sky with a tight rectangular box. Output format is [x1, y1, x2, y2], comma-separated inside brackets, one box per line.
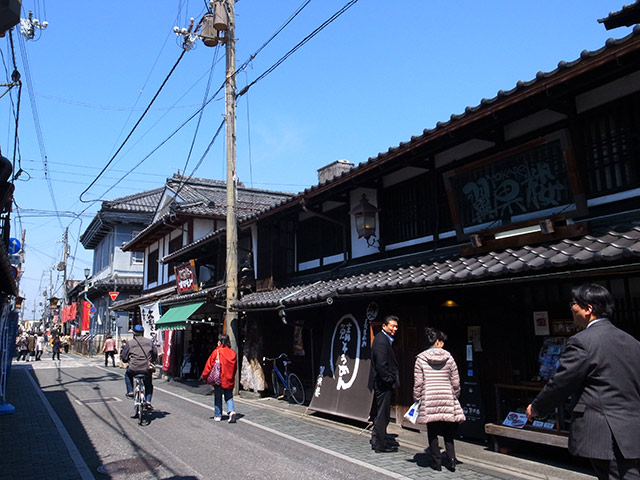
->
[1, 0, 633, 318]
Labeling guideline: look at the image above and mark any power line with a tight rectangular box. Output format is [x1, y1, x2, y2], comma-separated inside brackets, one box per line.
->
[17, 30, 64, 229]
[73, 0, 317, 206]
[79, 49, 188, 203]
[170, 48, 222, 201]
[239, 0, 360, 98]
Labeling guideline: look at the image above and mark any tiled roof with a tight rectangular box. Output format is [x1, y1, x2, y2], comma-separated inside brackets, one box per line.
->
[81, 188, 163, 247]
[123, 175, 292, 250]
[110, 285, 176, 310]
[166, 175, 292, 220]
[599, 1, 640, 29]
[161, 284, 225, 306]
[234, 227, 640, 310]
[94, 276, 143, 288]
[102, 188, 163, 213]
[238, 26, 640, 225]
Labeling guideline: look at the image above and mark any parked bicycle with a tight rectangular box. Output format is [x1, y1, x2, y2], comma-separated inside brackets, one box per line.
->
[263, 353, 305, 405]
[132, 374, 151, 425]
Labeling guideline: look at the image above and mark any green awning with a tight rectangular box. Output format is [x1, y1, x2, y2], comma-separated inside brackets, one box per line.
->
[156, 301, 205, 331]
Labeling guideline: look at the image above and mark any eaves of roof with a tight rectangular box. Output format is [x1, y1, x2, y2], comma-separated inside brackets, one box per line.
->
[161, 228, 226, 264]
[238, 26, 640, 226]
[599, 1, 640, 29]
[161, 284, 226, 307]
[109, 285, 176, 311]
[80, 188, 162, 247]
[124, 179, 292, 252]
[233, 226, 640, 311]
[121, 212, 184, 252]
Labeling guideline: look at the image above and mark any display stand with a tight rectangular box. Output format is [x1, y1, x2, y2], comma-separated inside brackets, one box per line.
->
[484, 383, 568, 451]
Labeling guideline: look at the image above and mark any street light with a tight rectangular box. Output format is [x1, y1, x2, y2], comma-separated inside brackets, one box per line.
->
[351, 194, 379, 246]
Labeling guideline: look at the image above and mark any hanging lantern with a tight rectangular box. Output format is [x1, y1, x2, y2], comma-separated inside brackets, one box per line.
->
[201, 13, 218, 47]
[213, 0, 229, 31]
[351, 194, 379, 242]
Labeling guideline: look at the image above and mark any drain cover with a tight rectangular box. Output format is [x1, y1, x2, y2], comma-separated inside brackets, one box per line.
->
[97, 457, 161, 475]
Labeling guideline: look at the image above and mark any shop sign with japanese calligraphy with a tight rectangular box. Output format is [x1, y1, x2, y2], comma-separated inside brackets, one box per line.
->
[175, 261, 199, 294]
[444, 134, 584, 237]
[310, 313, 373, 422]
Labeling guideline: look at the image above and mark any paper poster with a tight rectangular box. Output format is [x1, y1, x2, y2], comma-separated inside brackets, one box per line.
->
[467, 325, 482, 351]
[502, 411, 528, 428]
[533, 311, 550, 336]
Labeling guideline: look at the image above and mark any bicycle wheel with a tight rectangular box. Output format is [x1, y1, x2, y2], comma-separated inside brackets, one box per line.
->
[287, 373, 305, 405]
[138, 382, 146, 425]
[271, 370, 284, 398]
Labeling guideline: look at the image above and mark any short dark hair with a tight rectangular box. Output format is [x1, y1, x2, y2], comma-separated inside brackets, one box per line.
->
[383, 315, 399, 326]
[571, 284, 614, 318]
[218, 334, 231, 348]
[425, 327, 447, 347]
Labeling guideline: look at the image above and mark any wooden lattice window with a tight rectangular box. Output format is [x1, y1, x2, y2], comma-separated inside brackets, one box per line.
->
[582, 93, 640, 198]
[381, 175, 431, 245]
[146, 249, 159, 285]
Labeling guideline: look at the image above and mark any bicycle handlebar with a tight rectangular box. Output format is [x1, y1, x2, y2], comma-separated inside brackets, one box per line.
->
[263, 353, 289, 362]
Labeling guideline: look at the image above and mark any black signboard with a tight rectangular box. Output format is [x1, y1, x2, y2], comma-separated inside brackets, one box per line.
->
[446, 139, 573, 231]
[309, 314, 373, 422]
[458, 344, 486, 439]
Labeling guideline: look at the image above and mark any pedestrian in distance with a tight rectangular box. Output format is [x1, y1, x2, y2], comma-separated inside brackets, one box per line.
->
[52, 334, 62, 361]
[102, 334, 116, 367]
[28, 332, 36, 360]
[35, 333, 44, 361]
[17, 334, 29, 361]
[368, 315, 400, 453]
[413, 327, 465, 472]
[526, 284, 640, 480]
[201, 334, 238, 423]
[62, 335, 70, 354]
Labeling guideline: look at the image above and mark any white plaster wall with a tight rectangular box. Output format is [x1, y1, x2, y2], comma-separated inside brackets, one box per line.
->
[193, 218, 217, 241]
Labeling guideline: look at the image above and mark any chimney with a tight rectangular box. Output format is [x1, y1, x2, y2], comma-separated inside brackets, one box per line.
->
[317, 159, 354, 184]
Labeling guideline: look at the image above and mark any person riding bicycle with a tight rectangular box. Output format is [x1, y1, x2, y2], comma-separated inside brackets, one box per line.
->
[121, 324, 157, 410]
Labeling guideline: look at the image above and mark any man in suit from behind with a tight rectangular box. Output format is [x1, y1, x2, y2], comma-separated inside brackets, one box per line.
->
[526, 284, 640, 479]
[368, 314, 400, 453]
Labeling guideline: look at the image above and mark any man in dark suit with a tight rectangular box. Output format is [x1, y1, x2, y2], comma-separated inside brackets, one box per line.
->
[527, 284, 640, 479]
[368, 315, 400, 453]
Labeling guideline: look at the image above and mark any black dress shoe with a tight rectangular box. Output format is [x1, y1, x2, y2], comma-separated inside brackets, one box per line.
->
[430, 464, 442, 471]
[444, 458, 456, 472]
[374, 446, 398, 453]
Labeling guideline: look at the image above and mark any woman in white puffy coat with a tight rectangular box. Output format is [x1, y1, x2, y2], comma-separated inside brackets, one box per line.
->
[413, 327, 465, 472]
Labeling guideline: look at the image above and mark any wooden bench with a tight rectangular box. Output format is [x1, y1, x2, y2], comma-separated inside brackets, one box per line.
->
[485, 423, 568, 451]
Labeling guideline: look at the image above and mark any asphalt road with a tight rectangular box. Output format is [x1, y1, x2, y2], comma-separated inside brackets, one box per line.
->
[29, 358, 399, 480]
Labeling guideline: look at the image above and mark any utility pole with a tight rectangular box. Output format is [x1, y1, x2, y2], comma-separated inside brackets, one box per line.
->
[175, 0, 239, 391]
[223, 0, 239, 372]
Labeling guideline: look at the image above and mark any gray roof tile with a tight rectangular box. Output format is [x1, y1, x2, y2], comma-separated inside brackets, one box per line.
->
[235, 227, 640, 311]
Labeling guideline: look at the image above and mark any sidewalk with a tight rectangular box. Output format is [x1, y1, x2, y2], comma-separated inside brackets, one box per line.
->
[1, 363, 88, 480]
[1, 355, 594, 480]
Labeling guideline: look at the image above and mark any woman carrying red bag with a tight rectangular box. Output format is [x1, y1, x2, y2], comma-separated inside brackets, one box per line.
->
[201, 334, 238, 423]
